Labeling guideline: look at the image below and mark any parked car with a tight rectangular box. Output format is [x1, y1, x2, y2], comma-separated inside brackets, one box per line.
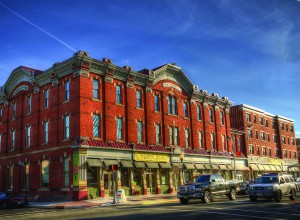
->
[237, 181, 249, 195]
[0, 192, 28, 209]
[293, 177, 300, 191]
[249, 173, 297, 202]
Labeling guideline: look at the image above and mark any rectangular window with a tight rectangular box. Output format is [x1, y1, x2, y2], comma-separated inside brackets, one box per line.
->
[222, 134, 226, 151]
[253, 115, 256, 123]
[154, 95, 160, 112]
[292, 139, 295, 145]
[45, 89, 49, 108]
[268, 148, 271, 157]
[26, 126, 31, 147]
[116, 85, 122, 104]
[11, 130, 15, 150]
[260, 132, 265, 140]
[247, 129, 253, 138]
[171, 97, 177, 115]
[12, 102, 16, 119]
[63, 158, 69, 188]
[211, 133, 215, 149]
[25, 164, 29, 190]
[290, 125, 294, 132]
[283, 150, 287, 158]
[9, 166, 13, 189]
[259, 117, 263, 125]
[41, 160, 49, 188]
[273, 135, 277, 143]
[281, 123, 284, 130]
[293, 152, 297, 159]
[0, 133, 2, 152]
[167, 96, 171, 114]
[262, 147, 266, 156]
[266, 134, 270, 142]
[183, 102, 188, 117]
[246, 113, 251, 122]
[199, 131, 203, 148]
[137, 121, 143, 142]
[220, 111, 224, 125]
[174, 127, 179, 146]
[209, 108, 213, 123]
[64, 115, 70, 140]
[27, 96, 32, 114]
[249, 145, 254, 155]
[265, 120, 268, 127]
[169, 127, 173, 145]
[257, 146, 260, 155]
[44, 121, 48, 144]
[93, 114, 100, 137]
[276, 149, 280, 157]
[136, 90, 142, 108]
[231, 135, 236, 152]
[155, 124, 161, 144]
[116, 118, 123, 140]
[185, 129, 189, 147]
[0, 108, 2, 122]
[255, 131, 258, 139]
[281, 136, 286, 144]
[65, 81, 70, 101]
[93, 79, 99, 99]
[197, 106, 201, 120]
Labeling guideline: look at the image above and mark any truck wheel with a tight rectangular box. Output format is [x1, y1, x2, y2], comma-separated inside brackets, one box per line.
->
[202, 191, 211, 203]
[249, 196, 257, 202]
[289, 189, 296, 200]
[274, 190, 282, 202]
[228, 188, 236, 200]
[179, 198, 189, 204]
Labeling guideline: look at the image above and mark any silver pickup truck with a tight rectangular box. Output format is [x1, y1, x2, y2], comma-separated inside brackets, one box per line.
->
[177, 174, 240, 204]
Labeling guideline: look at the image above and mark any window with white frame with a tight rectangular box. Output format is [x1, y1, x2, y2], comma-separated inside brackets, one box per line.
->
[169, 127, 179, 145]
[292, 138, 295, 145]
[41, 160, 49, 188]
[246, 113, 251, 122]
[167, 95, 177, 115]
[43, 121, 48, 144]
[174, 127, 179, 145]
[259, 117, 263, 125]
[211, 133, 215, 149]
[183, 102, 188, 117]
[185, 129, 189, 147]
[169, 127, 173, 145]
[65, 81, 70, 101]
[290, 125, 294, 132]
[209, 108, 214, 123]
[262, 147, 266, 156]
[136, 90, 142, 108]
[275, 149, 280, 157]
[265, 119, 268, 127]
[222, 134, 226, 151]
[273, 135, 277, 143]
[283, 150, 287, 158]
[281, 136, 286, 144]
[11, 130, 16, 150]
[197, 106, 201, 120]
[255, 131, 258, 139]
[199, 131, 203, 148]
[93, 114, 100, 137]
[93, 79, 99, 99]
[12, 102, 16, 119]
[64, 115, 70, 140]
[253, 115, 256, 123]
[26, 125, 31, 147]
[155, 124, 161, 144]
[63, 158, 69, 188]
[116, 118, 123, 140]
[247, 129, 253, 138]
[27, 96, 32, 114]
[257, 146, 260, 155]
[249, 145, 254, 154]
[45, 89, 49, 108]
[266, 134, 270, 142]
[154, 95, 160, 112]
[293, 152, 297, 159]
[260, 132, 265, 140]
[116, 85, 122, 104]
[220, 111, 225, 125]
[137, 121, 143, 142]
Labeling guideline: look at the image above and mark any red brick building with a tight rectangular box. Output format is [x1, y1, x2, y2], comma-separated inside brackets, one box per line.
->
[230, 104, 299, 179]
[0, 51, 239, 201]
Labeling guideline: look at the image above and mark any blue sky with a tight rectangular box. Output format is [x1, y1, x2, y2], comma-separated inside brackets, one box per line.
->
[0, 0, 299, 137]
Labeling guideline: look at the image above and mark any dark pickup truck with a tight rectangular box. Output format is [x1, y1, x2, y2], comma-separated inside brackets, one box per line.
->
[177, 174, 240, 204]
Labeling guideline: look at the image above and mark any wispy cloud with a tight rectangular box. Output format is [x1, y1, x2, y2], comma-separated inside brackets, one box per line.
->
[0, 1, 77, 52]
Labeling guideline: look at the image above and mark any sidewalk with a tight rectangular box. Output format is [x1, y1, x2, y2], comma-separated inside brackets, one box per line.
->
[27, 194, 179, 209]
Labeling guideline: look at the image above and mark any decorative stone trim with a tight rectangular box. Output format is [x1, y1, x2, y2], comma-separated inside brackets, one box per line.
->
[105, 76, 113, 83]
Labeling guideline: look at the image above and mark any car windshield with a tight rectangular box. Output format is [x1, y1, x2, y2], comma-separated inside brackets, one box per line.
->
[256, 176, 278, 184]
[241, 182, 248, 187]
[195, 175, 210, 183]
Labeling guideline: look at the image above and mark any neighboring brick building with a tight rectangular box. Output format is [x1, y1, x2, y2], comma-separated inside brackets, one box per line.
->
[230, 104, 299, 179]
[0, 51, 239, 201]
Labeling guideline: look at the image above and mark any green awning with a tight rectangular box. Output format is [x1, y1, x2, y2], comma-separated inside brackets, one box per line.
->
[146, 162, 159, 169]
[104, 160, 118, 166]
[87, 158, 103, 167]
[159, 163, 172, 169]
[121, 160, 134, 168]
[194, 164, 205, 170]
[184, 163, 195, 170]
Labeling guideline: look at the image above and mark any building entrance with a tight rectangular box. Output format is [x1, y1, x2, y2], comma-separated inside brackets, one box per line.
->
[145, 171, 157, 194]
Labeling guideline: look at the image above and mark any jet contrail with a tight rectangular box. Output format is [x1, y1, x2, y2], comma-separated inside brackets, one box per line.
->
[0, 1, 77, 52]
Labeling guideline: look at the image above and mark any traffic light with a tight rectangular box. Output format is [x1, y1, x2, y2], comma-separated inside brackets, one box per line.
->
[108, 164, 118, 171]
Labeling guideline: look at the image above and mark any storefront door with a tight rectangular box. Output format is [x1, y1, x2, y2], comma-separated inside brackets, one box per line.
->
[103, 171, 114, 196]
[146, 171, 157, 194]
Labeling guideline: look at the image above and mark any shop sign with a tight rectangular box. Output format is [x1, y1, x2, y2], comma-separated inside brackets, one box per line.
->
[211, 157, 231, 164]
[269, 158, 282, 165]
[87, 149, 131, 160]
[134, 152, 169, 162]
[73, 151, 79, 187]
[235, 159, 247, 166]
[183, 156, 209, 163]
[282, 159, 298, 166]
